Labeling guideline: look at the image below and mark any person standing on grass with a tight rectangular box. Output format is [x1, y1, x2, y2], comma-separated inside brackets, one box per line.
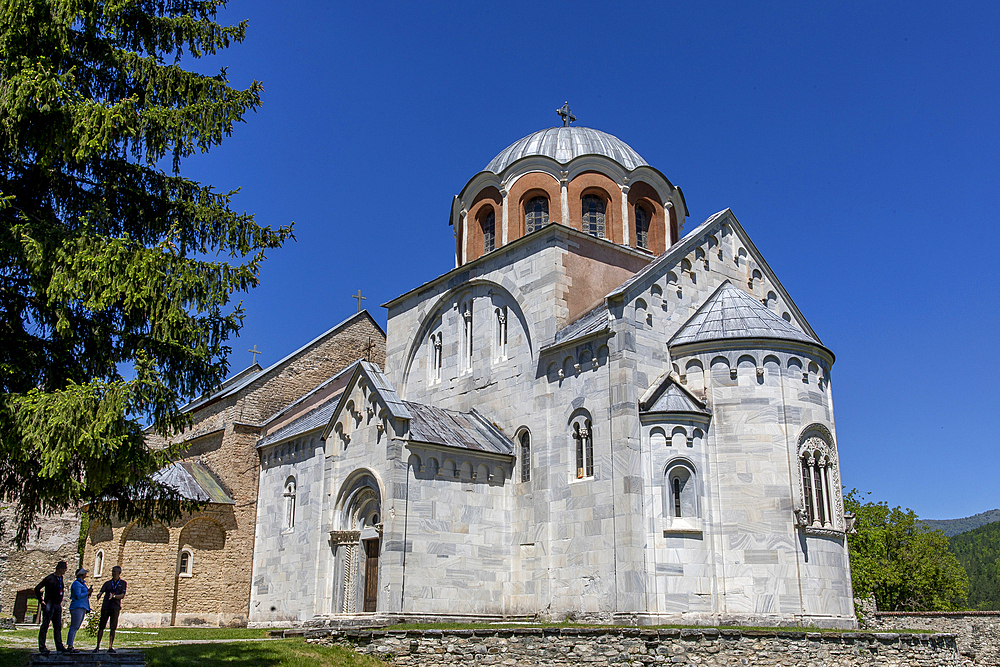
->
[94, 565, 127, 653]
[66, 567, 92, 652]
[33, 560, 68, 655]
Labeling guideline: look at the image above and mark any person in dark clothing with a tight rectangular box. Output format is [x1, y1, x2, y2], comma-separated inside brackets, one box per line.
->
[34, 560, 68, 655]
[94, 566, 126, 653]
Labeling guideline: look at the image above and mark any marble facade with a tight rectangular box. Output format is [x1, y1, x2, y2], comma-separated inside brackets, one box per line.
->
[248, 123, 855, 629]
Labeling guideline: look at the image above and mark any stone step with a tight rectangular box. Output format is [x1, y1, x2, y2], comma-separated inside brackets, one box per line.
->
[28, 649, 145, 666]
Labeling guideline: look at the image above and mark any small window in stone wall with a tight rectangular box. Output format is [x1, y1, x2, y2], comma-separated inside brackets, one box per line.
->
[94, 549, 104, 577]
[519, 431, 531, 483]
[178, 549, 193, 577]
[665, 463, 698, 519]
[572, 418, 594, 479]
[284, 477, 297, 531]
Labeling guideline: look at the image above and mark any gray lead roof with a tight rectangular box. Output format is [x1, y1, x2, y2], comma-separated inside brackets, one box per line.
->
[485, 127, 648, 174]
[404, 402, 515, 456]
[669, 280, 821, 347]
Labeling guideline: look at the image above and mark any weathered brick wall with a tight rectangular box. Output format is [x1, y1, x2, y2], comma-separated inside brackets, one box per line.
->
[872, 612, 1000, 665]
[0, 508, 81, 619]
[314, 627, 964, 666]
[83, 312, 386, 627]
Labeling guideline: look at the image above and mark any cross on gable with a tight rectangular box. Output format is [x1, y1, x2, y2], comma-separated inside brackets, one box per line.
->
[363, 336, 376, 362]
[557, 102, 576, 127]
[353, 289, 366, 313]
[248, 345, 262, 365]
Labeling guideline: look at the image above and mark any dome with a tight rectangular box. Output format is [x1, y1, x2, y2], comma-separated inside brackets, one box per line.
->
[484, 126, 648, 174]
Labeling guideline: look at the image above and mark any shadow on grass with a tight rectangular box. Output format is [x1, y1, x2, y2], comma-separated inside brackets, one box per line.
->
[144, 640, 381, 667]
[0, 648, 31, 667]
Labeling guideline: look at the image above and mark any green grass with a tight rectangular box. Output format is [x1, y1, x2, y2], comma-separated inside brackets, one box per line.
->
[0, 626, 268, 645]
[144, 640, 382, 667]
[0, 639, 382, 667]
[0, 648, 30, 667]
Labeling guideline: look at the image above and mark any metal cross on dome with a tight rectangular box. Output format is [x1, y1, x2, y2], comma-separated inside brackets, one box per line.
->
[557, 102, 576, 127]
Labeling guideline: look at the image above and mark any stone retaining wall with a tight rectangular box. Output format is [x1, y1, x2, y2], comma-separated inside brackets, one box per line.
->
[872, 611, 1000, 665]
[313, 627, 964, 666]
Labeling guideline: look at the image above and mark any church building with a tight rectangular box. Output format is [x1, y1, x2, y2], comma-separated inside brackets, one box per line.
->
[248, 108, 856, 629]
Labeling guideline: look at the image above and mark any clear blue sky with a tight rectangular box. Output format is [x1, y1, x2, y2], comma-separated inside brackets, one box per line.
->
[181, 1, 999, 520]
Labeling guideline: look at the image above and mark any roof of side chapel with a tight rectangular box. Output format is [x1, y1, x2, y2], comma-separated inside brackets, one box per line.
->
[669, 280, 822, 347]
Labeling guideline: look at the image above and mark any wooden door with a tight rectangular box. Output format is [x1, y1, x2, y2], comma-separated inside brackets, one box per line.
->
[363, 539, 379, 612]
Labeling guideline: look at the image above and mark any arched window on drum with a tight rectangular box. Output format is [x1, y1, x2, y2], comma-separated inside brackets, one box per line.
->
[524, 196, 548, 234]
[635, 203, 651, 250]
[582, 195, 606, 238]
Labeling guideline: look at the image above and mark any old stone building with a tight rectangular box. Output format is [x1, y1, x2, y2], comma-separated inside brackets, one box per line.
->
[82, 311, 385, 627]
[247, 112, 856, 629]
[0, 509, 80, 623]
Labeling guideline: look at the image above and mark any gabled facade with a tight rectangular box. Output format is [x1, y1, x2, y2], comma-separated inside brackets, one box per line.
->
[83, 311, 386, 627]
[248, 118, 855, 629]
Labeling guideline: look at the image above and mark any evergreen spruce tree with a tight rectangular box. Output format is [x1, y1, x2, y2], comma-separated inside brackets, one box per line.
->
[0, 0, 292, 546]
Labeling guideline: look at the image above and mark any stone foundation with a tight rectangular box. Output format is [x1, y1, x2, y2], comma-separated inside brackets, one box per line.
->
[312, 627, 964, 666]
[871, 611, 1000, 665]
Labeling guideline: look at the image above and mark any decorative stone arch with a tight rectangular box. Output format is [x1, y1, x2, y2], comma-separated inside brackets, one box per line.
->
[331, 469, 385, 614]
[399, 279, 534, 394]
[795, 424, 841, 530]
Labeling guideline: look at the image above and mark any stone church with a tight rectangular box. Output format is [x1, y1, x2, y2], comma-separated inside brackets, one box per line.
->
[246, 111, 856, 629]
[82, 311, 386, 627]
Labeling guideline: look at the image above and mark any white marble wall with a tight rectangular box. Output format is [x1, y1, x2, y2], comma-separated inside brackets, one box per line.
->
[250, 433, 325, 625]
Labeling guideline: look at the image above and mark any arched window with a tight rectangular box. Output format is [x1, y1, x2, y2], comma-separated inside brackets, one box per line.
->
[283, 477, 296, 531]
[635, 204, 650, 250]
[178, 549, 193, 577]
[799, 436, 836, 529]
[94, 550, 104, 577]
[429, 331, 443, 382]
[582, 195, 606, 238]
[664, 462, 698, 519]
[481, 209, 495, 253]
[524, 196, 548, 233]
[494, 306, 507, 361]
[461, 300, 473, 371]
[519, 431, 531, 483]
[572, 419, 594, 479]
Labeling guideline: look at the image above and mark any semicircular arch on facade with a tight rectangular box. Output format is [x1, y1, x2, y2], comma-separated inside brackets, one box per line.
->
[796, 423, 836, 455]
[399, 278, 535, 393]
[333, 468, 384, 532]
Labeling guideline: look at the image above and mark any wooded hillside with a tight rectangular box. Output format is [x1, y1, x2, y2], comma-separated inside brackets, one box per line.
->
[949, 521, 1000, 610]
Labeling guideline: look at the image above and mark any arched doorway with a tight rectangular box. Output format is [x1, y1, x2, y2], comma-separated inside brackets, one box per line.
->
[330, 471, 382, 614]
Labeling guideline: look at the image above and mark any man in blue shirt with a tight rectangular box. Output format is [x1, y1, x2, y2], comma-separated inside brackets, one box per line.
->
[33, 560, 68, 655]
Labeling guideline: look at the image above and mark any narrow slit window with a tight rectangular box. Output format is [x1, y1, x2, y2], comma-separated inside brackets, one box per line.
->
[482, 210, 495, 253]
[520, 431, 530, 483]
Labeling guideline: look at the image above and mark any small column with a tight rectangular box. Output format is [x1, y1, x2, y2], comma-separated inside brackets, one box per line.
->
[807, 456, 821, 527]
[664, 202, 674, 247]
[819, 459, 833, 528]
[621, 184, 631, 246]
[560, 173, 569, 226]
[459, 209, 468, 266]
[501, 188, 509, 246]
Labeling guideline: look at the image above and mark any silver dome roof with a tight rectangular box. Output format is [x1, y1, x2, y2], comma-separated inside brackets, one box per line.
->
[484, 126, 647, 174]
